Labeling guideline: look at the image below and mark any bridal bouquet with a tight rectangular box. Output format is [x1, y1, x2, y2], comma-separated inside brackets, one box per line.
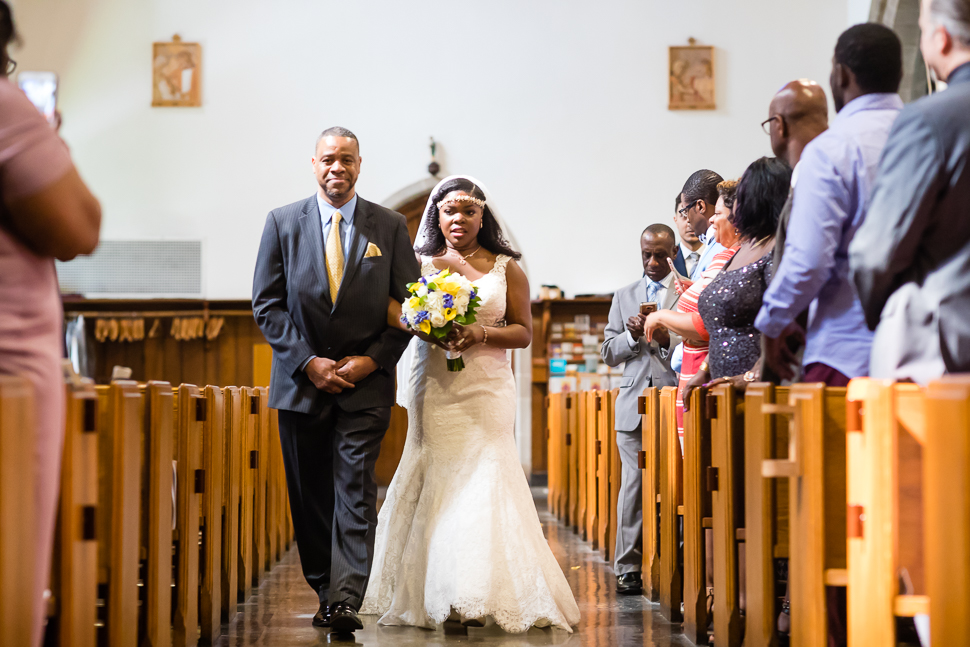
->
[401, 269, 482, 371]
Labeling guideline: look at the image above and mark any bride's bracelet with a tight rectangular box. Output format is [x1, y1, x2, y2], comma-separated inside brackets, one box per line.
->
[480, 325, 488, 345]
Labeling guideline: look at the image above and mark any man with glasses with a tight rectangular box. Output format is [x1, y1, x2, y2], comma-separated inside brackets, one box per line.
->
[672, 194, 705, 279]
[678, 169, 725, 281]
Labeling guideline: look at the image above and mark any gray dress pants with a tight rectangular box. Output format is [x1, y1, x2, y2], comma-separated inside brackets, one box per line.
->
[613, 425, 643, 575]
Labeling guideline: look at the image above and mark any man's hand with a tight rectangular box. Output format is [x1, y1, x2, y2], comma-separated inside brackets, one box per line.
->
[652, 326, 671, 349]
[305, 357, 355, 394]
[763, 321, 806, 382]
[626, 314, 646, 340]
[335, 356, 379, 384]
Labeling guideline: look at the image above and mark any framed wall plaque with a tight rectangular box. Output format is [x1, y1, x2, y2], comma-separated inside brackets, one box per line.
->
[668, 43, 715, 110]
[152, 35, 201, 107]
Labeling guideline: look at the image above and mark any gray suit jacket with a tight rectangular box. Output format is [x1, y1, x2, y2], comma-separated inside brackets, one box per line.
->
[252, 194, 419, 413]
[850, 63, 970, 383]
[601, 273, 681, 432]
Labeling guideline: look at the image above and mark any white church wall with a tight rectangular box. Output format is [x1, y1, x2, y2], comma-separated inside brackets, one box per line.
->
[13, 0, 848, 298]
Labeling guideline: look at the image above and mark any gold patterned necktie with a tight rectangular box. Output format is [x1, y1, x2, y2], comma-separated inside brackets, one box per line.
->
[326, 210, 344, 303]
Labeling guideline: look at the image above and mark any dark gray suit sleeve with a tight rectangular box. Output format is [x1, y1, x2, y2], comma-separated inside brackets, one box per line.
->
[363, 215, 420, 373]
[252, 211, 317, 377]
[850, 109, 944, 330]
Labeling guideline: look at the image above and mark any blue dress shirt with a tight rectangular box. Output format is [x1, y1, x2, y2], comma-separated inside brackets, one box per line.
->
[692, 225, 724, 280]
[754, 92, 903, 379]
[317, 192, 357, 254]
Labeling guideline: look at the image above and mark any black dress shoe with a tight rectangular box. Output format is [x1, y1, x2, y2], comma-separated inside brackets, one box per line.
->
[312, 602, 331, 627]
[330, 603, 364, 633]
[617, 572, 643, 595]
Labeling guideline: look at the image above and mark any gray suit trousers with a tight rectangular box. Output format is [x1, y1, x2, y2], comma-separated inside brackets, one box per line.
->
[614, 425, 643, 575]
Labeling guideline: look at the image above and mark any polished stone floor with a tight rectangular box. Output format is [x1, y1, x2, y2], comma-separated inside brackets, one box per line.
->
[219, 489, 693, 647]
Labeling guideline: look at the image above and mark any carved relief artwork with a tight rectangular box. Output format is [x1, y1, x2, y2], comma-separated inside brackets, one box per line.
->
[152, 35, 201, 107]
[668, 43, 715, 110]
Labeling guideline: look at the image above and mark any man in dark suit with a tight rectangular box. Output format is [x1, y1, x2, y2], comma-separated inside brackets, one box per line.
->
[252, 127, 419, 632]
[851, 0, 970, 383]
[671, 193, 703, 279]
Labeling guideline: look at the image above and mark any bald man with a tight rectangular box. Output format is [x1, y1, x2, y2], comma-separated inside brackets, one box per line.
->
[758, 80, 829, 383]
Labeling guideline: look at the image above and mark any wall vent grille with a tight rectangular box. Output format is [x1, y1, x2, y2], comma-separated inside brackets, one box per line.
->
[57, 240, 202, 297]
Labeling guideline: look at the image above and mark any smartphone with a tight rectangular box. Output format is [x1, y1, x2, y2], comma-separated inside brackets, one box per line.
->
[640, 302, 658, 316]
[17, 71, 58, 125]
[667, 257, 688, 282]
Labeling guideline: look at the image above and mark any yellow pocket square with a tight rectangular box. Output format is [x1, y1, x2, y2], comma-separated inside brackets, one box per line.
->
[364, 242, 382, 258]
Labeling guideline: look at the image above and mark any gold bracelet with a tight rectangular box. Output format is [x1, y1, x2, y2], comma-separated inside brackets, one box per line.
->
[480, 325, 488, 345]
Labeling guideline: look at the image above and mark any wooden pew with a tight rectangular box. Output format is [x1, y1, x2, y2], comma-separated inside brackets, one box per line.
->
[708, 384, 744, 647]
[566, 392, 580, 530]
[237, 387, 258, 601]
[140, 382, 174, 647]
[253, 386, 269, 584]
[200, 385, 225, 643]
[596, 390, 613, 560]
[546, 393, 561, 519]
[0, 376, 36, 647]
[845, 379, 929, 645]
[762, 383, 847, 647]
[53, 380, 99, 647]
[924, 376, 970, 646]
[585, 391, 600, 548]
[658, 385, 684, 622]
[576, 391, 590, 539]
[607, 389, 622, 564]
[639, 387, 661, 603]
[221, 386, 242, 620]
[95, 382, 144, 647]
[174, 384, 204, 647]
[743, 383, 790, 647]
[683, 385, 712, 644]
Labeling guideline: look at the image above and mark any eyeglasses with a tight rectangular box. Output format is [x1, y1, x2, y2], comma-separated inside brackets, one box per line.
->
[678, 200, 698, 218]
[761, 114, 783, 135]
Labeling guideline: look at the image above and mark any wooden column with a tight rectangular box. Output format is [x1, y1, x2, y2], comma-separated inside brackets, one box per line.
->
[743, 384, 789, 647]
[596, 391, 613, 559]
[174, 384, 204, 647]
[658, 386, 683, 622]
[0, 376, 35, 647]
[640, 388, 661, 602]
[253, 387, 269, 582]
[566, 392, 580, 529]
[710, 384, 744, 647]
[237, 388, 257, 601]
[200, 385, 225, 643]
[576, 392, 589, 538]
[221, 387, 242, 620]
[142, 382, 174, 647]
[682, 386, 711, 644]
[925, 377, 970, 647]
[585, 392, 599, 547]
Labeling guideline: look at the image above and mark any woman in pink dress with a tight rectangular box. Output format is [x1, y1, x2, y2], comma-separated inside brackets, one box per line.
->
[1, 4, 101, 644]
[642, 180, 740, 445]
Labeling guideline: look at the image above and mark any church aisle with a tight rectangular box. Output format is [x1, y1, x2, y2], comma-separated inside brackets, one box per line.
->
[219, 490, 692, 647]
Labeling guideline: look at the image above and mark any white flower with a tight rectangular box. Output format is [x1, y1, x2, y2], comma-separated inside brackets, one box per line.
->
[416, 284, 428, 298]
[424, 291, 444, 312]
[430, 311, 446, 327]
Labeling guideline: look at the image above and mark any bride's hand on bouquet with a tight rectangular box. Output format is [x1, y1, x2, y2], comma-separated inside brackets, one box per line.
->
[447, 323, 485, 353]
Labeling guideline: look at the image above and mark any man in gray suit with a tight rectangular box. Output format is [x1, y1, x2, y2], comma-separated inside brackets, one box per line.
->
[252, 127, 418, 632]
[601, 224, 680, 595]
[851, 0, 970, 384]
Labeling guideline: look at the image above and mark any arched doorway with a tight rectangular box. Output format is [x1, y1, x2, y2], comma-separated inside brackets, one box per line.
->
[374, 177, 534, 483]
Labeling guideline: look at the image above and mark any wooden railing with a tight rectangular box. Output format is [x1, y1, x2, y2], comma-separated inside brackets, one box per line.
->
[0, 378, 292, 646]
[545, 378, 970, 646]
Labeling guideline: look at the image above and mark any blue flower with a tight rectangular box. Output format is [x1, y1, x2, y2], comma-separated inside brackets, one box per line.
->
[419, 276, 428, 285]
[469, 289, 477, 300]
[415, 311, 430, 323]
[443, 294, 454, 308]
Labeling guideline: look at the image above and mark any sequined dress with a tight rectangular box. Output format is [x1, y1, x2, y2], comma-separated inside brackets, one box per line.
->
[697, 253, 774, 380]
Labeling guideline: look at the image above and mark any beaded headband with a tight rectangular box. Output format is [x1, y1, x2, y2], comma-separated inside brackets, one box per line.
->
[436, 194, 486, 210]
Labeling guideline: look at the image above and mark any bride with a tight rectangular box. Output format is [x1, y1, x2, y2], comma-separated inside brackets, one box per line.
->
[359, 176, 580, 633]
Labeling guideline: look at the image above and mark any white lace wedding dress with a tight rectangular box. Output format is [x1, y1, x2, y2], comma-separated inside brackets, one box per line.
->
[360, 254, 580, 633]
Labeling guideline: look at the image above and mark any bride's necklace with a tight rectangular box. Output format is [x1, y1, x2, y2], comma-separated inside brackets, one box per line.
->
[449, 245, 482, 266]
